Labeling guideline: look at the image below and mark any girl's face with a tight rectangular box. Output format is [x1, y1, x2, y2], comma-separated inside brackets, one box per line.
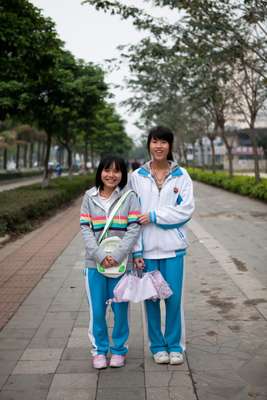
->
[101, 162, 122, 191]
[149, 137, 170, 162]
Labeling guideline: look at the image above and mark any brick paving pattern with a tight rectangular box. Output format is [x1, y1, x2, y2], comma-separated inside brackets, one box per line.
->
[0, 198, 81, 330]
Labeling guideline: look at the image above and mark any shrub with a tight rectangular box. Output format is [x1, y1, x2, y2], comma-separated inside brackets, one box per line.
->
[0, 170, 43, 181]
[0, 174, 94, 237]
[187, 168, 267, 203]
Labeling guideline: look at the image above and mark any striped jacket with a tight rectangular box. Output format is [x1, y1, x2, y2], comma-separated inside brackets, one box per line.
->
[80, 186, 142, 269]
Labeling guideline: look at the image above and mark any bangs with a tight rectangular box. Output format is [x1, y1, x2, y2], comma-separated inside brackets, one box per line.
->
[150, 130, 173, 143]
[102, 159, 122, 172]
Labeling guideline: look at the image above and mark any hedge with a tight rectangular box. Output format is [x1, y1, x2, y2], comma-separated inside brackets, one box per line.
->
[0, 170, 43, 181]
[0, 174, 94, 237]
[187, 168, 267, 203]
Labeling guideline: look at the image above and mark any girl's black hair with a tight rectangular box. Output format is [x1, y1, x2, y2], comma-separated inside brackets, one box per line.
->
[95, 155, 128, 190]
[147, 126, 174, 161]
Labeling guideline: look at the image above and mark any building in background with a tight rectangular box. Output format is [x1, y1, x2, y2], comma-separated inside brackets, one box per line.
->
[192, 128, 266, 171]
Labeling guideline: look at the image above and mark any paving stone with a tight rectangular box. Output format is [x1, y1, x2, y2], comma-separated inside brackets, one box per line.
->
[97, 388, 146, 400]
[0, 328, 35, 340]
[0, 361, 17, 376]
[2, 374, 53, 391]
[74, 312, 89, 328]
[127, 347, 145, 359]
[98, 371, 144, 389]
[145, 371, 192, 388]
[47, 388, 96, 400]
[13, 360, 59, 374]
[48, 303, 81, 313]
[61, 347, 90, 361]
[146, 387, 196, 400]
[67, 336, 89, 348]
[0, 376, 8, 391]
[0, 389, 49, 400]
[49, 373, 97, 390]
[0, 351, 23, 362]
[44, 311, 78, 322]
[237, 356, 267, 387]
[33, 326, 73, 339]
[56, 360, 95, 374]
[29, 337, 68, 349]
[0, 339, 29, 351]
[98, 358, 144, 373]
[20, 348, 63, 361]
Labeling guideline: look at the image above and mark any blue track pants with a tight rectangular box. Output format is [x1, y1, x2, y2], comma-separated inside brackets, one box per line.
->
[84, 268, 129, 356]
[144, 253, 185, 354]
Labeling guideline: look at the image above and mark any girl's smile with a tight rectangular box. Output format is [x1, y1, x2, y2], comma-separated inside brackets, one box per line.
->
[149, 138, 170, 162]
[101, 162, 122, 193]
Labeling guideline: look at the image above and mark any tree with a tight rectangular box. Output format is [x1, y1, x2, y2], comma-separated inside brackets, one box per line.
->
[84, 0, 267, 176]
[0, 0, 63, 121]
[90, 103, 132, 162]
[49, 55, 107, 175]
[231, 51, 267, 181]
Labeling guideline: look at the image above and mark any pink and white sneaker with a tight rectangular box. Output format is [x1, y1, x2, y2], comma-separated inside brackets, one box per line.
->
[109, 354, 126, 368]
[92, 354, 108, 369]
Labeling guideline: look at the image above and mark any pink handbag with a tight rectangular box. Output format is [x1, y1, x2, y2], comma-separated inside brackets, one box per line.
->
[110, 270, 173, 303]
[149, 270, 173, 300]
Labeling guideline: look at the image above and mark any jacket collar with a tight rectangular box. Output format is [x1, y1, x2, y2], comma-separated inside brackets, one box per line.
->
[88, 186, 125, 197]
[137, 161, 183, 177]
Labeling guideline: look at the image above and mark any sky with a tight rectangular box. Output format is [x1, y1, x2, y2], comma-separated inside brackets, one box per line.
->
[30, 0, 176, 142]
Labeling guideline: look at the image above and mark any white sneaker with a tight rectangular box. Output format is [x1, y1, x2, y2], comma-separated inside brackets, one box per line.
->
[169, 352, 184, 365]
[153, 351, 169, 364]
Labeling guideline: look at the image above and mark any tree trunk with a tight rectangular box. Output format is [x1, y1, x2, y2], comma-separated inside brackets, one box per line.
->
[42, 134, 52, 187]
[210, 137, 216, 173]
[23, 144, 28, 168]
[182, 142, 188, 166]
[36, 141, 40, 167]
[220, 128, 233, 177]
[192, 143, 196, 166]
[16, 144, 20, 170]
[84, 141, 89, 171]
[29, 143, 34, 168]
[199, 137, 205, 167]
[67, 146, 73, 176]
[249, 128, 261, 182]
[58, 146, 64, 165]
[3, 148, 7, 170]
[90, 142, 95, 170]
[41, 142, 46, 167]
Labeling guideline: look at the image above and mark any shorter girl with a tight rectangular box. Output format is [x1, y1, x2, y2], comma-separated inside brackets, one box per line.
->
[80, 156, 141, 369]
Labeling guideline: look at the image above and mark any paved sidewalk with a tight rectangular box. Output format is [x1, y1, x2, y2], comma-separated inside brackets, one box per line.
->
[0, 198, 81, 330]
[0, 196, 266, 399]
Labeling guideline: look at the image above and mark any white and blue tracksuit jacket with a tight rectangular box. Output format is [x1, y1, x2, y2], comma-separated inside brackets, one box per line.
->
[130, 161, 195, 260]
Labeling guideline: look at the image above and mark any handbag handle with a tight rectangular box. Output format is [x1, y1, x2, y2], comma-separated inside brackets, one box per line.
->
[98, 189, 133, 244]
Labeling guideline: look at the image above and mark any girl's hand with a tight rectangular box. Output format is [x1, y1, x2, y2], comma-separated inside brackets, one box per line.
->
[134, 257, 145, 270]
[101, 257, 113, 268]
[106, 256, 118, 267]
[139, 213, 150, 225]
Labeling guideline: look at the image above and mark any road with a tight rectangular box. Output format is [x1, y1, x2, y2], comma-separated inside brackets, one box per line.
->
[0, 176, 44, 192]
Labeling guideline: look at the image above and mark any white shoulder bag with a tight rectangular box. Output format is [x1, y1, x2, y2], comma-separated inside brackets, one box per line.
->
[97, 190, 133, 278]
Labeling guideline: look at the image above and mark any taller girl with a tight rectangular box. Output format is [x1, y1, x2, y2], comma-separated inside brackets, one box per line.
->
[130, 126, 195, 365]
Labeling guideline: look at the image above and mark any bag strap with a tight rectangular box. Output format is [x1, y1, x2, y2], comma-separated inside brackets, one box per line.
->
[98, 189, 133, 243]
